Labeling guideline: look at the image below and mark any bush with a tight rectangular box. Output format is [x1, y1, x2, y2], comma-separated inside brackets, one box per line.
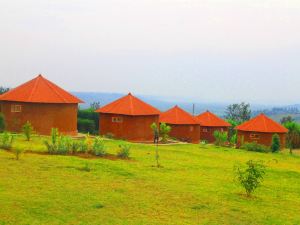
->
[160, 123, 171, 143]
[229, 134, 237, 147]
[117, 144, 131, 159]
[213, 130, 228, 146]
[44, 128, 78, 155]
[0, 113, 5, 132]
[91, 137, 106, 156]
[22, 121, 33, 141]
[271, 134, 280, 153]
[241, 142, 270, 153]
[234, 160, 266, 197]
[0, 132, 14, 150]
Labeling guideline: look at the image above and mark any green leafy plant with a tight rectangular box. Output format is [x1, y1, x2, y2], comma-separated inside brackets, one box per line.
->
[51, 128, 59, 145]
[0, 132, 14, 150]
[241, 142, 270, 153]
[117, 144, 131, 159]
[283, 121, 300, 154]
[234, 160, 266, 197]
[271, 134, 280, 153]
[213, 130, 228, 147]
[22, 121, 33, 141]
[159, 123, 171, 143]
[91, 137, 106, 156]
[0, 113, 5, 132]
[229, 133, 237, 147]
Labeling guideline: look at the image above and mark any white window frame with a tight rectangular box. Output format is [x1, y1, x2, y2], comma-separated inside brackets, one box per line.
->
[11, 105, 22, 113]
[112, 117, 123, 123]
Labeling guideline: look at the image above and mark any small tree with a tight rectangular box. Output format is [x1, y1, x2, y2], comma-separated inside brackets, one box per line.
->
[0, 113, 5, 132]
[283, 121, 300, 154]
[271, 134, 280, 153]
[159, 123, 171, 143]
[213, 130, 228, 147]
[22, 121, 33, 141]
[150, 122, 161, 168]
[234, 160, 266, 197]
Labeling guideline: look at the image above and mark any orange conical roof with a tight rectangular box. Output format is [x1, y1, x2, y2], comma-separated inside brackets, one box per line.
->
[0, 74, 83, 104]
[236, 113, 288, 133]
[159, 105, 199, 125]
[195, 111, 231, 127]
[95, 93, 160, 116]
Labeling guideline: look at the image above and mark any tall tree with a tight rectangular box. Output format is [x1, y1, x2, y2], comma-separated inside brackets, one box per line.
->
[280, 116, 294, 124]
[225, 102, 251, 124]
[90, 102, 101, 110]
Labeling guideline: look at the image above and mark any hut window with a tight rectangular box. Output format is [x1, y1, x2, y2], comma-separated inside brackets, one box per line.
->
[250, 133, 260, 139]
[11, 105, 22, 113]
[190, 126, 194, 132]
[202, 128, 208, 132]
[112, 117, 123, 123]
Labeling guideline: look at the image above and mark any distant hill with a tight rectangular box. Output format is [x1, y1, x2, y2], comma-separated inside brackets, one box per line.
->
[73, 92, 229, 116]
[74, 92, 296, 119]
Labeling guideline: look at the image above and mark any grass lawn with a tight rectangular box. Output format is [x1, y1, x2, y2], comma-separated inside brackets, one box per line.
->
[0, 135, 300, 225]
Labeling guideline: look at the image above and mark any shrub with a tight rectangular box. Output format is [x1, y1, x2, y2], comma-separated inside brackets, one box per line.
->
[0, 113, 5, 132]
[91, 137, 106, 156]
[234, 160, 266, 197]
[0, 132, 14, 150]
[160, 123, 171, 143]
[213, 130, 228, 147]
[117, 144, 131, 159]
[51, 128, 59, 145]
[22, 121, 33, 141]
[78, 139, 89, 153]
[229, 134, 237, 147]
[271, 134, 280, 153]
[56, 136, 72, 155]
[241, 142, 270, 153]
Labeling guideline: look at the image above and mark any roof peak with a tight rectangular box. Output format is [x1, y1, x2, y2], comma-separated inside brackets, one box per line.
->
[96, 93, 160, 116]
[0, 74, 83, 104]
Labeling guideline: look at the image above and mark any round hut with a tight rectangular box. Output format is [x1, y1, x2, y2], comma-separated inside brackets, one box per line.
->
[95, 93, 160, 142]
[159, 105, 200, 143]
[195, 111, 231, 143]
[236, 113, 288, 148]
[0, 74, 83, 135]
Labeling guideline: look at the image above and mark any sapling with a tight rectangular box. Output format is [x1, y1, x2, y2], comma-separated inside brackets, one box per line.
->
[22, 121, 33, 141]
[234, 160, 266, 197]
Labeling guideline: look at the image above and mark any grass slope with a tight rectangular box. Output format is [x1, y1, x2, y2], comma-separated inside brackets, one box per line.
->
[0, 136, 300, 225]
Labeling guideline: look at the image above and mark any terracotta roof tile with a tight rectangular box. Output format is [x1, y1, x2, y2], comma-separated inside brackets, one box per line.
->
[236, 113, 288, 133]
[0, 74, 83, 104]
[159, 105, 199, 125]
[95, 93, 160, 116]
[195, 111, 231, 127]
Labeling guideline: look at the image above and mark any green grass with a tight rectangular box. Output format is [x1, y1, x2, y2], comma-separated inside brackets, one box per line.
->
[0, 135, 300, 224]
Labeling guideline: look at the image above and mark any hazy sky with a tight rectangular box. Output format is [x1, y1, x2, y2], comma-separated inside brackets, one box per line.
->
[0, 0, 300, 105]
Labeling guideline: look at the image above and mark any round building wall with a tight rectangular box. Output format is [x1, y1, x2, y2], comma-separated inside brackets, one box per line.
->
[0, 101, 78, 136]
